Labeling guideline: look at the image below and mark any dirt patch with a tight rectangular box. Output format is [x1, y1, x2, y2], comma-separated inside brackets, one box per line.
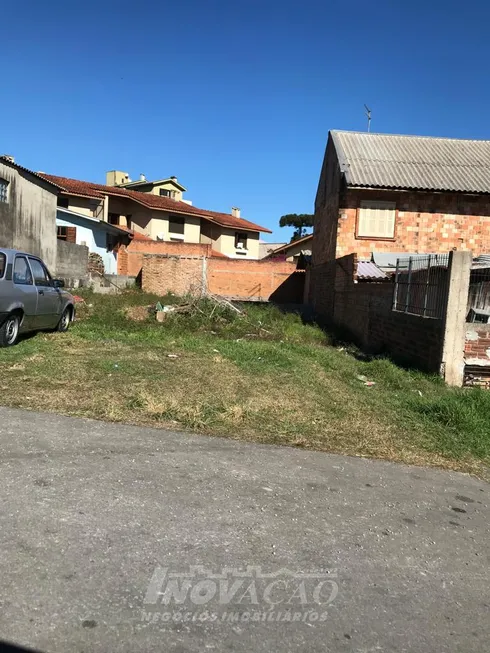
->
[124, 306, 152, 321]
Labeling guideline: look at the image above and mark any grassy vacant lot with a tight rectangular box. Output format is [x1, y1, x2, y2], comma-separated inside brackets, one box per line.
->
[0, 290, 489, 477]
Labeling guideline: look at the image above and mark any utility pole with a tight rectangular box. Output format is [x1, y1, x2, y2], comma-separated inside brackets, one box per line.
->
[364, 104, 372, 132]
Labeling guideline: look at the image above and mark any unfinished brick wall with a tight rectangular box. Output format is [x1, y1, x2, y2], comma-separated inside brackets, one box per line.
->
[335, 188, 490, 259]
[118, 240, 214, 277]
[207, 258, 298, 300]
[313, 135, 342, 266]
[314, 157, 490, 268]
[369, 304, 445, 373]
[465, 325, 490, 366]
[142, 255, 205, 296]
[308, 261, 337, 319]
[315, 253, 446, 373]
[141, 255, 299, 301]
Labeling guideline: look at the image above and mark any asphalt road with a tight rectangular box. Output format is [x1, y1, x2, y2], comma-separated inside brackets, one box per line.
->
[0, 406, 488, 653]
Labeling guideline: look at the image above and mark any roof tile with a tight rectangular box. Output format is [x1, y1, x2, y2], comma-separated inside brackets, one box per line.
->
[41, 174, 271, 233]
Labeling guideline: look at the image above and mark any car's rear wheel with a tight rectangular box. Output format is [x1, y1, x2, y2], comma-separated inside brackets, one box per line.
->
[56, 307, 71, 333]
[0, 314, 20, 347]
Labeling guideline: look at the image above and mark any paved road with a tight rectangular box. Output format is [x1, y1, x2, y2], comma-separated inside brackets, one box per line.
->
[0, 407, 488, 653]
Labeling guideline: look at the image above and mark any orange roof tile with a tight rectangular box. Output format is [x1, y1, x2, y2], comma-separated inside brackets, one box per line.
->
[41, 174, 271, 233]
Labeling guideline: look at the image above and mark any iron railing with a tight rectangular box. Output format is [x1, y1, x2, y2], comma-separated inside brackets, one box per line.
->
[393, 254, 450, 319]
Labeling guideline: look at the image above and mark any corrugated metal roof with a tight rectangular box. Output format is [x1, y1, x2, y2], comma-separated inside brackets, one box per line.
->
[331, 131, 490, 193]
[371, 252, 437, 269]
[356, 261, 388, 280]
[472, 254, 490, 269]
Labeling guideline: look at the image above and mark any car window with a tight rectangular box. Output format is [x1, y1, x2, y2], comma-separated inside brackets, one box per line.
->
[13, 256, 33, 285]
[0, 253, 5, 279]
[28, 258, 51, 287]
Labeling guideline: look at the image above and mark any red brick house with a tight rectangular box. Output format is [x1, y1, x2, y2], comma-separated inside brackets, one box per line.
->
[313, 130, 490, 268]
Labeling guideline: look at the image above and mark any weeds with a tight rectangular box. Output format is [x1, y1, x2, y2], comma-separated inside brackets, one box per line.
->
[0, 289, 488, 476]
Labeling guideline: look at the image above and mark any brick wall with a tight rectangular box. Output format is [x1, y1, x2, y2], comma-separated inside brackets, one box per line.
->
[335, 188, 490, 259]
[313, 134, 342, 266]
[369, 304, 445, 373]
[308, 261, 337, 319]
[465, 325, 490, 366]
[313, 150, 490, 268]
[65, 226, 77, 243]
[207, 258, 298, 300]
[118, 240, 214, 277]
[141, 254, 300, 301]
[333, 280, 444, 373]
[142, 255, 205, 296]
[312, 253, 446, 373]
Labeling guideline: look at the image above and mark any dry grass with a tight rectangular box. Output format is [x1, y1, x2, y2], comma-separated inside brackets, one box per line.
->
[0, 290, 489, 478]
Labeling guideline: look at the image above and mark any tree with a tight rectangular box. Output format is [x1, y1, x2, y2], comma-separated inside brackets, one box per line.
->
[279, 213, 313, 242]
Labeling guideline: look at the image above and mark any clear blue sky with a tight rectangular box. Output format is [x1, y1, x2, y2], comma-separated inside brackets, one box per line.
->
[2, 0, 490, 240]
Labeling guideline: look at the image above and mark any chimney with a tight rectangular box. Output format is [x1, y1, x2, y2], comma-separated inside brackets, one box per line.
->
[140, 173, 146, 181]
[231, 207, 241, 218]
[2, 155, 15, 163]
[170, 176, 177, 181]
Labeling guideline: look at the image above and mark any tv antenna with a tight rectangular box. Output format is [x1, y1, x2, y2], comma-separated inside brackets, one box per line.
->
[364, 104, 372, 132]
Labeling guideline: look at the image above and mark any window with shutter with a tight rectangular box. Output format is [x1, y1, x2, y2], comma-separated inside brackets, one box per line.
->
[357, 201, 396, 239]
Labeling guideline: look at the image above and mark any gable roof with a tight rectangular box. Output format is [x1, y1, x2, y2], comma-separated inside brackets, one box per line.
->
[0, 156, 62, 192]
[121, 177, 187, 192]
[40, 174, 271, 233]
[330, 130, 490, 194]
[264, 233, 313, 257]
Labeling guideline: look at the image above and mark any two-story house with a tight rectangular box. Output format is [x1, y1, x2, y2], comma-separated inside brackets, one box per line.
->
[41, 173, 270, 265]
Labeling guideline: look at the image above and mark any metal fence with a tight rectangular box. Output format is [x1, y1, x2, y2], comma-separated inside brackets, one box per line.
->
[392, 254, 450, 319]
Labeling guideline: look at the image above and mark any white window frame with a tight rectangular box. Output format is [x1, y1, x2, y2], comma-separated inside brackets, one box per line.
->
[357, 200, 396, 239]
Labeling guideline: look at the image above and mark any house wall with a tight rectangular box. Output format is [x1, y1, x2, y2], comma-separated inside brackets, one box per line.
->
[313, 133, 343, 266]
[215, 228, 260, 259]
[148, 214, 201, 243]
[313, 135, 490, 270]
[200, 221, 220, 246]
[0, 162, 58, 271]
[56, 211, 118, 274]
[118, 180, 184, 201]
[105, 197, 153, 236]
[141, 254, 299, 301]
[267, 238, 312, 262]
[64, 196, 102, 218]
[335, 188, 490, 259]
[104, 195, 202, 243]
[147, 181, 183, 201]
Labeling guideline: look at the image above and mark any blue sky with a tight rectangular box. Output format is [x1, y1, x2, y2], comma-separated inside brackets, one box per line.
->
[2, 0, 490, 240]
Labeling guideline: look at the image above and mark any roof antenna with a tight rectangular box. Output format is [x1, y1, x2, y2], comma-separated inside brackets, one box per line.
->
[364, 104, 372, 132]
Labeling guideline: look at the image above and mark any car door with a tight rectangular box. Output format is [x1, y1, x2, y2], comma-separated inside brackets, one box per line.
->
[12, 255, 38, 330]
[28, 257, 63, 328]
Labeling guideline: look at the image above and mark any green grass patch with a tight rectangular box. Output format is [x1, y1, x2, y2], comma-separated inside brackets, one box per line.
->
[0, 289, 488, 477]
